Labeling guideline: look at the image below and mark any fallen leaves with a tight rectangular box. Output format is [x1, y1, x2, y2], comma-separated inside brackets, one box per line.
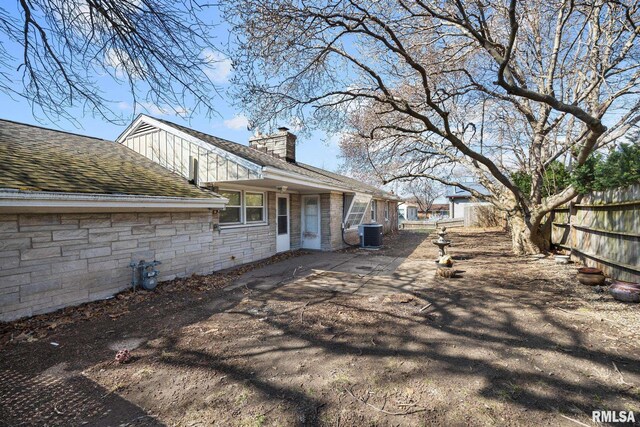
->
[0, 250, 311, 348]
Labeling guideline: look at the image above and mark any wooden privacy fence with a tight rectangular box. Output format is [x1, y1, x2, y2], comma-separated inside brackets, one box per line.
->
[550, 183, 640, 283]
[463, 203, 504, 227]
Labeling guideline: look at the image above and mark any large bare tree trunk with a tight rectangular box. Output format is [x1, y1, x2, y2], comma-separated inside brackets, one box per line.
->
[508, 214, 550, 255]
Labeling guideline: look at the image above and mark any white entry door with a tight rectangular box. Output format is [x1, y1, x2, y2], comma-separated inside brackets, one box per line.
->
[276, 194, 290, 253]
[301, 195, 321, 249]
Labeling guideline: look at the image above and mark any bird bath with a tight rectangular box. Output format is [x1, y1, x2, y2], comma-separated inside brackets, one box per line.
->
[432, 226, 451, 258]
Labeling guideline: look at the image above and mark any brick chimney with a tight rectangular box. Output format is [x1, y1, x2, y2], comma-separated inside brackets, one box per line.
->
[249, 127, 297, 163]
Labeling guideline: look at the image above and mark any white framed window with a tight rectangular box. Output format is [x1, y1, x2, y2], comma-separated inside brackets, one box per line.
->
[220, 190, 242, 224]
[370, 200, 377, 222]
[344, 194, 372, 229]
[384, 201, 389, 221]
[219, 189, 267, 225]
[245, 192, 265, 223]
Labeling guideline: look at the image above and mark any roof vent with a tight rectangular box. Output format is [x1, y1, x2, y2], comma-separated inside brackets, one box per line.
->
[129, 122, 157, 137]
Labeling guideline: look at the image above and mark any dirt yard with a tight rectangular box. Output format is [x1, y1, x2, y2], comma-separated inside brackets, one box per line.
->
[1, 229, 639, 426]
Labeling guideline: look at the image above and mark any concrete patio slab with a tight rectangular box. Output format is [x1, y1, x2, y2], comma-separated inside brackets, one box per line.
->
[227, 248, 435, 296]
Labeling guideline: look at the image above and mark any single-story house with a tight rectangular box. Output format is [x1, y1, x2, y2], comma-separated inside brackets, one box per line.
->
[398, 200, 449, 223]
[398, 201, 420, 222]
[426, 203, 450, 219]
[446, 183, 490, 218]
[0, 119, 227, 321]
[1, 116, 399, 321]
[116, 115, 400, 271]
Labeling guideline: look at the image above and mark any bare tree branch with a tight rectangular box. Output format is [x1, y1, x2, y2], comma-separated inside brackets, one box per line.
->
[0, 0, 224, 124]
[224, 0, 640, 254]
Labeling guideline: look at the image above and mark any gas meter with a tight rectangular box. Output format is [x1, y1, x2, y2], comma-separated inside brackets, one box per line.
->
[129, 260, 162, 291]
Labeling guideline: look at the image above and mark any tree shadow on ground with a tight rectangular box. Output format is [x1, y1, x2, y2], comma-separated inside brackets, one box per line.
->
[142, 232, 639, 425]
[1, 230, 638, 425]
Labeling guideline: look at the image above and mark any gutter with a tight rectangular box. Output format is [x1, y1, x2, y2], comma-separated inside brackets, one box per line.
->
[0, 189, 228, 211]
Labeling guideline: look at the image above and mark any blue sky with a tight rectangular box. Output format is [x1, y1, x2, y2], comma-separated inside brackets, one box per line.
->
[0, 3, 343, 172]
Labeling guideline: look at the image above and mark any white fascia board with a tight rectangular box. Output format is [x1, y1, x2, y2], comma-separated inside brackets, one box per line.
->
[262, 167, 352, 193]
[263, 167, 401, 201]
[116, 115, 262, 176]
[0, 190, 228, 210]
[115, 113, 145, 141]
[381, 195, 403, 202]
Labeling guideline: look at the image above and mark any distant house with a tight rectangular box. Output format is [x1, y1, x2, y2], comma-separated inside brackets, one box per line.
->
[446, 183, 491, 218]
[398, 201, 420, 222]
[0, 119, 226, 321]
[426, 203, 449, 219]
[398, 200, 449, 222]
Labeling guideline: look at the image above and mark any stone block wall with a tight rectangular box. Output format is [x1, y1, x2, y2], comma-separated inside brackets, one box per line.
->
[373, 199, 399, 234]
[211, 191, 303, 270]
[1, 192, 398, 321]
[0, 211, 215, 322]
[290, 194, 301, 250]
[320, 193, 347, 251]
[212, 191, 277, 271]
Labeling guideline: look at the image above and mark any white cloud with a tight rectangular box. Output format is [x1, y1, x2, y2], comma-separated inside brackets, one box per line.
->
[202, 49, 233, 84]
[105, 48, 124, 69]
[223, 114, 249, 130]
[117, 101, 188, 116]
[103, 47, 145, 79]
[141, 102, 171, 116]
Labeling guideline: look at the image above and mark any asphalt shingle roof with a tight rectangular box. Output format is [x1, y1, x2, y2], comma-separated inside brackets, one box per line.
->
[0, 119, 218, 199]
[154, 117, 398, 199]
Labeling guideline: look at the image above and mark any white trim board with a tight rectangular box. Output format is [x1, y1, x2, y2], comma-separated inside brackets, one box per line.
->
[262, 167, 352, 193]
[0, 190, 227, 213]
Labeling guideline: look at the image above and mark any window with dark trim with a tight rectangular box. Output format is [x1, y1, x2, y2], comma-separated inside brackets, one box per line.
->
[277, 196, 288, 234]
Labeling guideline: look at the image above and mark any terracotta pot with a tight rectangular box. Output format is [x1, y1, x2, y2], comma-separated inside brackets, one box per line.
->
[577, 267, 602, 275]
[609, 281, 640, 303]
[576, 272, 605, 286]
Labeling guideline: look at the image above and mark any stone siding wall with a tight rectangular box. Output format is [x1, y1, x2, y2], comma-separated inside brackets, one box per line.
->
[0, 211, 215, 322]
[212, 192, 277, 271]
[1, 192, 395, 321]
[290, 194, 301, 250]
[320, 193, 347, 251]
[374, 199, 399, 234]
[211, 191, 302, 270]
